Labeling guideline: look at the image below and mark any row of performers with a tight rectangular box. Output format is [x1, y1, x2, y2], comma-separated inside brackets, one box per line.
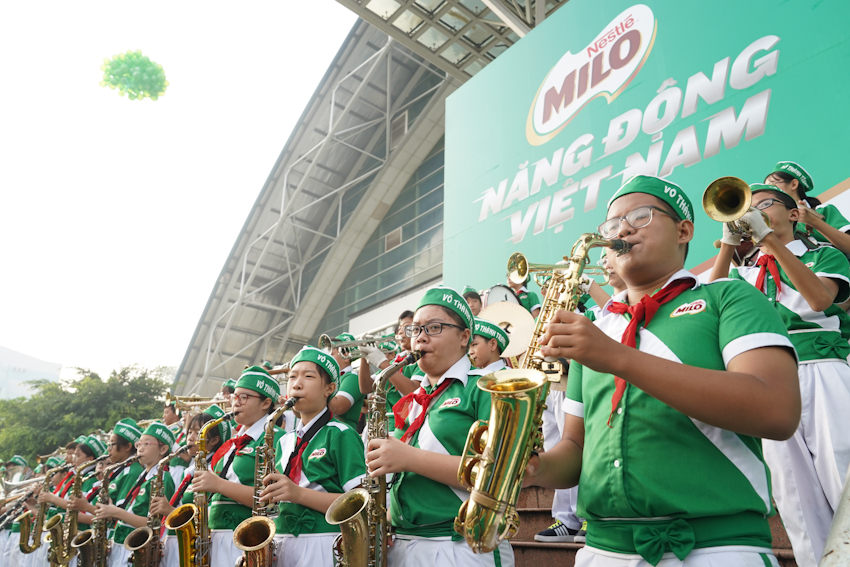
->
[2, 164, 849, 567]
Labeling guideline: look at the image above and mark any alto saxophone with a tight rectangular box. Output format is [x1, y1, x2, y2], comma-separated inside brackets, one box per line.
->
[125, 446, 188, 567]
[233, 397, 297, 567]
[18, 462, 73, 554]
[50, 455, 109, 566]
[164, 412, 233, 567]
[72, 454, 141, 567]
[454, 233, 630, 553]
[325, 351, 422, 567]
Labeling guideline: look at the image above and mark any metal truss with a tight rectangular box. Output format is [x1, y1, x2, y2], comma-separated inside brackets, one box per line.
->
[180, 33, 447, 394]
[336, 0, 566, 81]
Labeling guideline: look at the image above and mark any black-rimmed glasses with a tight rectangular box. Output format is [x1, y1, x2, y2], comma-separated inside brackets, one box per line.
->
[404, 322, 464, 338]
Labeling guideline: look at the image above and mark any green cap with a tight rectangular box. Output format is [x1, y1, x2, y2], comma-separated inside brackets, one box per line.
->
[10, 455, 27, 467]
[141, 421, 177, 449]
[236, 366, 281, 400]
[473, 318, 510, 354]
[202, 404, 232, 442]
[771, 161, 813, 192]
[113, 418, 143, 444]
[608, 175, 694, 222]
[462, 285, 477, 295]
[222, 379, 236, 390]
[74, 435, 87, 445]
[416, 286, 474, 331]
[750, 183, 797, 210]
[261, 361, 273, 370]
[379, 341, 399, 354]
[81, 435, 107, 458]
[289, 347, 340, 387]
[45, 456, 63, 468]
[334, 333, 356, 343]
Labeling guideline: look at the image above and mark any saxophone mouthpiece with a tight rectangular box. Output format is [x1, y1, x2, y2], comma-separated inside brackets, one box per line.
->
[283, 397, 299, 410]
[610, 239, 631, 255]
[406, 350, 422, 363]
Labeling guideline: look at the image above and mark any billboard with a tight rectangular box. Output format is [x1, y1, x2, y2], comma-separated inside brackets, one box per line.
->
[444, 0, 850, 292]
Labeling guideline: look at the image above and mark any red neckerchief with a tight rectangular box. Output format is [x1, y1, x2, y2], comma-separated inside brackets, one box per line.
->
[392, 379, 453, 442]
[755, 254, 782, 298]
[58, 472, 75, 497]
[54, 471, 73, 496]
[210, 434, 251, 470]
[85, 484, 100, 502]
[606, 278, 695, 426]
[284, 409, 332, 484]
[170, 473, 193, 506]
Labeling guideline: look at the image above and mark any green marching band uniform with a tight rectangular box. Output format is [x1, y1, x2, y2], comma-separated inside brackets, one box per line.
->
[330, 333, 367, 430]
[274, 346, 367, 566]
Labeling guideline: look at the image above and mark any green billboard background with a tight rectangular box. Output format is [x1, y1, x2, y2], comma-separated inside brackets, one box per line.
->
[444, 0, 850, 295]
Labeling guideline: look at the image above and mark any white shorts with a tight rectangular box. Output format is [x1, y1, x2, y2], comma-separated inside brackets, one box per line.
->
[388, 535, 514, 567]
[274, 533, 337, 567]
[576, 545, 778, 566]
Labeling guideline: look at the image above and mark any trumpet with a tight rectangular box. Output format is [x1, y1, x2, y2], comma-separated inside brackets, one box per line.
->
[37, 448, 65, 464]
[703, 176, 775, 247]
[507, 251, 614, 289]
[318, 333, 396, 360]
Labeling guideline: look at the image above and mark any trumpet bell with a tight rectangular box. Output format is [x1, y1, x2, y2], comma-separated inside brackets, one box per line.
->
[703, 176, 751, 222]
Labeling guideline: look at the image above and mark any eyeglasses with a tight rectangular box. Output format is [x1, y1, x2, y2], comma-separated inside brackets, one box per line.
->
[597, 206, 677, 238]
[135, 441, 160, 448]
[230, 392, 263, 405]
[754, 198, 791, 211]
[404, 322, 465, 337]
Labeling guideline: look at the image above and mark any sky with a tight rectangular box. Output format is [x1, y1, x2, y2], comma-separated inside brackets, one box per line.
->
[0, 1, 358, 382]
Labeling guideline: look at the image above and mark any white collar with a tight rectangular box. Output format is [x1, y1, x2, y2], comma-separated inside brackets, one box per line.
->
[753, 239, 807, 261]
[602, 269, 700, 314]
[296, 407, 329, 438]
[237, 416, 268, 441]
[468, 359, 507, 376]
[519, 285, 529, 293]
[144, 464, 159, 481]
[341, 365, 354, 374]
[426, 355, 472, 388]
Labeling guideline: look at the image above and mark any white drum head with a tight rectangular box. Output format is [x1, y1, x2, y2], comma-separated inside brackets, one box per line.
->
[484, 284, 521, 307]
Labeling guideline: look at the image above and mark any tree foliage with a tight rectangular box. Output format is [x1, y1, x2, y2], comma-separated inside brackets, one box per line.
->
[0, 365, 171, 465]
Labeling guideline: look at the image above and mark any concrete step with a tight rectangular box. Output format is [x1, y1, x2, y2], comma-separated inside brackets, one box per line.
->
[514, 486, 797, 566]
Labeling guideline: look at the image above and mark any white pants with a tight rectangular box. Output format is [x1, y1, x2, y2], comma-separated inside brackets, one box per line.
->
[763, 360, 850, 567]
[161, 534, 179, 567]
[576, 545, 778, 566]
[21, 533, 49, 567]
[388, 536, 514, 567]
[107, 542, 132, 567]
[542, 390, 582, 529]
[211, 529, 240, 567]
[274, 533, 337, 567]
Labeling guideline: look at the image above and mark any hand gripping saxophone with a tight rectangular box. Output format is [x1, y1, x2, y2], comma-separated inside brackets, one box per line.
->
[454, 233, 630, 553]
[124, 446, 189, 567]
[164, 412, 233, 567]
[71, 454, 141, 567]
[325, 351, 422, 567]
[233, 396, 297, 567]
[48, 455, 109, 566]
[18, 462, 73, 555]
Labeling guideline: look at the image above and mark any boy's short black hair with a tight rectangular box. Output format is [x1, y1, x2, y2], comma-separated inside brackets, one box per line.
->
[463, 290, 481, 302]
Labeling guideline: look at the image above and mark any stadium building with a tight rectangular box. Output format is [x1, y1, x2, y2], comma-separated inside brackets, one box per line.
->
[172, 1, 567, 395]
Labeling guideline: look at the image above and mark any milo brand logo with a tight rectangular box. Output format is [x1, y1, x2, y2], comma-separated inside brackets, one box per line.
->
[440, 397, 461, 408]
[527, 5, 656, 145]
[670, 299, 706, 317]
[308, 448, 326, 460]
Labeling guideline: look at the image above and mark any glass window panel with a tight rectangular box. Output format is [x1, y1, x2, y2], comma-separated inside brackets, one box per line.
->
[463, 23, 494, 48]
[415, 0, 444, 12]
[393, 10, 423, 34]
[464, 60, 485, 77]
[366, 0, 401, 19]
[439, 7, 470, 32]
[459, 0, 486, 15]
[417, 27, 449, 51]
[441, 43, 470, 65]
